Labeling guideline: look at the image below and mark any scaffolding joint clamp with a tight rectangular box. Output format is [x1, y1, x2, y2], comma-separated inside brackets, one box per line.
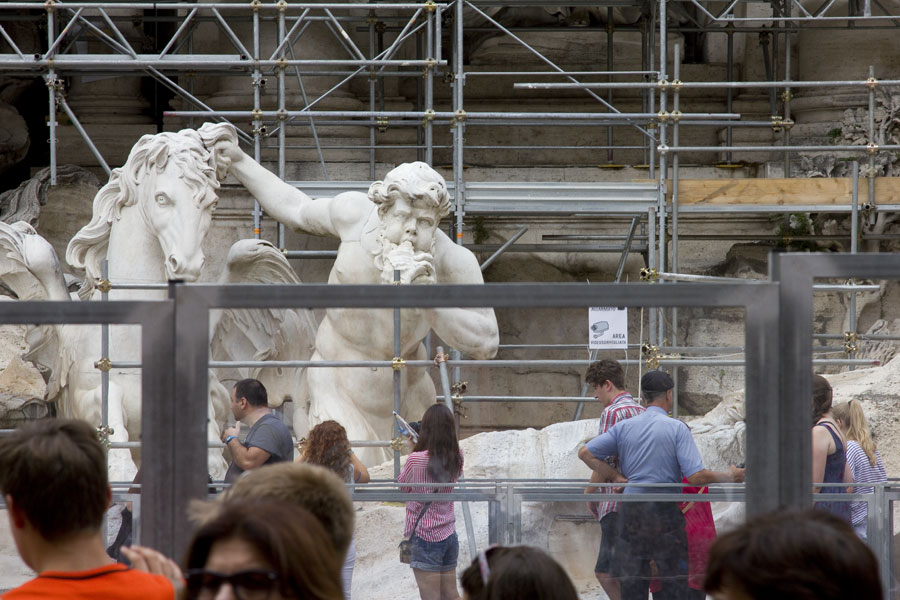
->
[250, 0, 262, 12]
[657, 144, 669, 155]
[452, 109, 466, 124]
[424, 0, 437, 12]
[844, 331, 858, 355]
[639, 267, 657, 282]
[433, 351, 449, 366]
[392, 357, 406, 370]
[641, 344, 660, 370]
[252, 76, 267, 88]
[451, 381, 468, 395]
[657, 111, 669, 123]
[866, 76, 878, 90]
[423, 109, 435, 122]
[275, 57, 288, 71]
[96, 425, 114, 447]
[390, 437, 407, 452]
[771, 115, 784, 131]
[670, 79, 683, 91]
[377, 116, 389, 133]
[781, 89, 793, 102]
[96, 279, 112, 293]
[250, 108, 263, 121]
[656, 79, 668, 90]
[276, 0, 288, 12]
[276, 109, 288, 121]
[867, 142, 878, 155]
[252, 124, 268, 137]
[670, 110, 682, 123]
[44, 0, 56, 12]
[95, 358, 112, 372]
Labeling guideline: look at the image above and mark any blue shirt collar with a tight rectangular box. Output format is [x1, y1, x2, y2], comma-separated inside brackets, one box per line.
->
[646, 405, 668, 415]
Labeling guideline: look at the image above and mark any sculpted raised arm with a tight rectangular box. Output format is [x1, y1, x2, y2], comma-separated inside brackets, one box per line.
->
[210, 131, 359, 238]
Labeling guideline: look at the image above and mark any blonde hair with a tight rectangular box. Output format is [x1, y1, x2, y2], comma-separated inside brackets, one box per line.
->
[832, 400, 878, 466]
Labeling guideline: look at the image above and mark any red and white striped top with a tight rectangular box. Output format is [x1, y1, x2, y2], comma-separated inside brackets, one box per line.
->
[398, 449, 464, 542]
[597, 392, 645, 520]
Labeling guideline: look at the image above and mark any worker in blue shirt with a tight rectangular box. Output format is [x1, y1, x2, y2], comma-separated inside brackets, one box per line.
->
[578, 370, 745, 600]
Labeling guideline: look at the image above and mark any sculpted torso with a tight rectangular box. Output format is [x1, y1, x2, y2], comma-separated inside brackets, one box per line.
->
[217, 145, 499, 463]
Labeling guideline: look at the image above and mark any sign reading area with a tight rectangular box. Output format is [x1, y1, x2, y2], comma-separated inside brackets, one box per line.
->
[588, 307, 628, 349]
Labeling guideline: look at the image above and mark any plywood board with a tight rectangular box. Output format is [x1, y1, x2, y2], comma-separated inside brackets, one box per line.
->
[663, 178, 900, 205]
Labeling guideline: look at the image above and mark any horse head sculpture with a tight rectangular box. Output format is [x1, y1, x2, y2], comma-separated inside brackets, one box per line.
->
[66, 123, 236, 299]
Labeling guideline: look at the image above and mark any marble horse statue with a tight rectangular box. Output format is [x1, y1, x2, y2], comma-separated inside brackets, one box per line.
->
[0, 124, 316, 481]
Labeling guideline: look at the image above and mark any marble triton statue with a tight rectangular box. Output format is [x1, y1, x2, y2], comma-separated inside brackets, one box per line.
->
[212, 127, 500, 464]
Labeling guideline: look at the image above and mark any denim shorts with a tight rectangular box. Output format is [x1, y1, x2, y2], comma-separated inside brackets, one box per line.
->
[409, 532, 459, 572]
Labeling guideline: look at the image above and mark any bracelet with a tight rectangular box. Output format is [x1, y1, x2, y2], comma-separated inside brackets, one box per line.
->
[224, 435, 238, 445]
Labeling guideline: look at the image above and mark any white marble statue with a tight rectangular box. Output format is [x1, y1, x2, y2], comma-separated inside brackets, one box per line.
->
[212, 128, 500, 464]
[0, 124, 316, 481]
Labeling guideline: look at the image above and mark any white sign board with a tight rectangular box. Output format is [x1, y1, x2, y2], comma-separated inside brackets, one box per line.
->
[588, 307, 628, 349]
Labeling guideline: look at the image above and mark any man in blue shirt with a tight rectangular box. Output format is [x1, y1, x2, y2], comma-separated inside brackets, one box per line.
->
[578, 370, 745, 600]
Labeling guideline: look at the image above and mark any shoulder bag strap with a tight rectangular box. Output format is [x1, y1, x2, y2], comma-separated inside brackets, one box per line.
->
[411, 501, 433, 537]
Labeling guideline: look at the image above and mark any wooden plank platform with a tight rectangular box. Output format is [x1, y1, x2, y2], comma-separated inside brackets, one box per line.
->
[666, 178, 900, 205]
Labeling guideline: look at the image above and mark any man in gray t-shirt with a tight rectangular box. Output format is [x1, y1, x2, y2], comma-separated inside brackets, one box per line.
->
[223, 378, 294, 483]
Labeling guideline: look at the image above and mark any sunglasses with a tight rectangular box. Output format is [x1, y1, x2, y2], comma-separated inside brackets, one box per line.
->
[185, 568, 280, 600]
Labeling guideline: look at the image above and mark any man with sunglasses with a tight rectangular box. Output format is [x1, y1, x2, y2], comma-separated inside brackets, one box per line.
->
[0, 419, 175, 599]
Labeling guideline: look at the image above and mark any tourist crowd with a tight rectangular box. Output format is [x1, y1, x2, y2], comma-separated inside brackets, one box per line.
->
[0, 374, 886, 600]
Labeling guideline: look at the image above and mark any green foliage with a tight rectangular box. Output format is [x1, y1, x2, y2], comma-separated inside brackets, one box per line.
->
[826, 128, 843, 143]
[774, 213, 820, 251]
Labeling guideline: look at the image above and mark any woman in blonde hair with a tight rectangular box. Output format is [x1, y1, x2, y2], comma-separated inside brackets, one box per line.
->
[832, 400, 887, 540]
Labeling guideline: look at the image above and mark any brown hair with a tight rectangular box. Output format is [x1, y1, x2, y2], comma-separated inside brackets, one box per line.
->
[301, 420, 351, 479]
[184, 499, 343, 600]
[211, 462, 354, 557]
[0, 419, 108, 542]
[585, 359, 626, 391]
[811, 374, 833, 422]
[460, 545, 579, 600]
[832, 400, 878, 466]
[412, 403, 461, 484]
[705, 509, 881, 600]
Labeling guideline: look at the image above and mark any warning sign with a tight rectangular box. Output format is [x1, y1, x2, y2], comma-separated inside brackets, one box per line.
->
[588, 307, 628, 350]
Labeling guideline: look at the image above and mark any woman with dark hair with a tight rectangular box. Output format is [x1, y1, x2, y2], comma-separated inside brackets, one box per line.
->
[398, 403, 463, 600]
[459, 545, 578, 600]
[299, 420, 369, 599]
[832, 400, 887, 539]
[811, 374, 853, 522]
[183, 499, 343, 600]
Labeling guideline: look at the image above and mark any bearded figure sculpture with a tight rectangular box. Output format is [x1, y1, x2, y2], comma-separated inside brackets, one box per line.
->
[212, 128, 499, 464]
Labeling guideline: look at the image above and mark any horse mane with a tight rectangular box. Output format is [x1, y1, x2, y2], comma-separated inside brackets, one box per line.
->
[66, 128, 219, 300]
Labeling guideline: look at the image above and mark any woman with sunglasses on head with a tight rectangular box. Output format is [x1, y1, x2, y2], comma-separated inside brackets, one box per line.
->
[183, 499, 343, 600]
[460, 545, 578, 600]
[398, 403, 464, 600]
[298, 420, 370, 599]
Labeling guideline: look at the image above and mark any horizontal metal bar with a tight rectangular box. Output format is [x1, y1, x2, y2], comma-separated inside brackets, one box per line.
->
[516, 78, 900, 90]
[665, 144, 900, 153]
[167, 110, 740, 120]
[1, 2, 447, 9]
[282, 250, 339, 259]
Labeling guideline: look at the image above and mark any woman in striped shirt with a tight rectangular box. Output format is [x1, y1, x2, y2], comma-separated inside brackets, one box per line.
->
[833, 400, 888, 540]
[398, 403, 464, 600]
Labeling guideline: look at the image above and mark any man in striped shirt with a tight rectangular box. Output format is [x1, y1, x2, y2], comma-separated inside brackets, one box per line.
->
[583, 359, 645, 600]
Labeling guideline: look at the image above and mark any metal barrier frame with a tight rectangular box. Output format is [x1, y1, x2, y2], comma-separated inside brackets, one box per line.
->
[0, 296, 184, 555]
[772, 252, 900, 597]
